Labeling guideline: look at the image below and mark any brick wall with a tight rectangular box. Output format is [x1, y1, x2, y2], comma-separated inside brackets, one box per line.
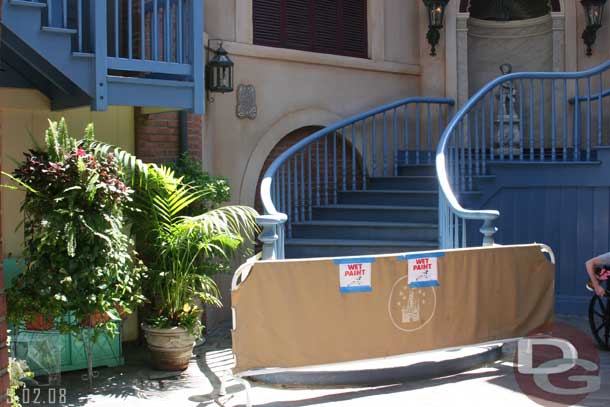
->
[134, 108, 202, 164]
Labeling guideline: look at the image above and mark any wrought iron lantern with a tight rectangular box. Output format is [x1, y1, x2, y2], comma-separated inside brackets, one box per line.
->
[423, 0, 450, 56]
[581, 0, 607, 56]
[206, 42, 234, 94]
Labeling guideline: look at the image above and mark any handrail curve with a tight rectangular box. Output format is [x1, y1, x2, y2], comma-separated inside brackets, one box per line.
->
[436, 59, 610, 248]
[259, 96, 455, 259]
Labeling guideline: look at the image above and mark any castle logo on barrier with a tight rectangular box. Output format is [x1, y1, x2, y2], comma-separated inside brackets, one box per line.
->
[388, 276, 436, 332]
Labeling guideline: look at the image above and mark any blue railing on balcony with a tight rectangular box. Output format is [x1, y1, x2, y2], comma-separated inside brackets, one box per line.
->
[436, 60, 610, 249]
[258, 97, 455, 260]
[24, 0, 203, 113]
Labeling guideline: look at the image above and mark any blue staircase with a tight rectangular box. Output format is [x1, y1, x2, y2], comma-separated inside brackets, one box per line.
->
[1, 0, 203, 113]
[285, 160, 493, 258]
[257, 60, 610, 315]
[286, 163, 440, 258]
[256, 97, 455, 260]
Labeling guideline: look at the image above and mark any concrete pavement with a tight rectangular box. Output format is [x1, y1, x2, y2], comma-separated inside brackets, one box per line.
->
[25, 315, 610, 407]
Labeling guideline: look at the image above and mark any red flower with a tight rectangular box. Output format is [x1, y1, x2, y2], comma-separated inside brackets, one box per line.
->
[76, 148, 86, 157]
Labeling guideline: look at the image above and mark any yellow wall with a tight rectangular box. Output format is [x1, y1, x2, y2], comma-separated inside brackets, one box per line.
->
[0, 88, 135, 258]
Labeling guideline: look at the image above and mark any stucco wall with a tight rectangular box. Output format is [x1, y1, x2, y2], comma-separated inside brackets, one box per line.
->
[200, 0, 424, 328]
[384, 0, 420, 64]
[467, 15, 554, 96]
[569, 0, 610, 71]
[208, 54, 420, 207]
[202, 0, 423, 208]
[204, 0, 236, 42]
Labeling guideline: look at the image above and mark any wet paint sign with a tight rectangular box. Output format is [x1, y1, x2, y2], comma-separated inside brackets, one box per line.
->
[334, 257, 376, 293]
[398, 252, 445, 288]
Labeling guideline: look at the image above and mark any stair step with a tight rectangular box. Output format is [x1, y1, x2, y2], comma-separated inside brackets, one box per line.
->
[339, 190, 438, 207]
[368, 176, 437, 191]
[396, 164, 436, 176]
[3, 3, 95, 96]
[41, 26, 78, 35]
[292, 221, 438, 241]
[73, 52, 95, 58]
[285, 239, 438, 259]
[487, 160, 602, 167]
[312, 204, 438, 223]
[9, 0, 46, 8]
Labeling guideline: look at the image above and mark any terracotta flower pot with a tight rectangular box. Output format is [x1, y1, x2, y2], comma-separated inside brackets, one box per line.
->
[25, 314, 54, 331]
[142, 324, 196, 371]
[81, 311, 110, 327]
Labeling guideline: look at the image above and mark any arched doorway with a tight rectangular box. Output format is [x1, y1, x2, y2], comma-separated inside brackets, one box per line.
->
[255, 126, 364, 216]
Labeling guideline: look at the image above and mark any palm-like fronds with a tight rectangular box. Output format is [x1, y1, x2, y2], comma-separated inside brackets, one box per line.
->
[89, 141, 152, 187]
[179, 206, 260, 243]
[90, 141, 260, 332]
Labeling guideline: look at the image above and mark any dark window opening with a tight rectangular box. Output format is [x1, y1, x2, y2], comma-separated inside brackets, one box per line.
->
[253, 0, 368, 59]
[468, 0, 551, 21]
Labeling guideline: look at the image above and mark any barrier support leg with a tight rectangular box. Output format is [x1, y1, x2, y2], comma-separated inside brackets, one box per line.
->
[234, 376, 252, 407]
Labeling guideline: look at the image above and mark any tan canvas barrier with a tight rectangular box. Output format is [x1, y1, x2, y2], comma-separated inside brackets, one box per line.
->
[231, 244, 554, 374]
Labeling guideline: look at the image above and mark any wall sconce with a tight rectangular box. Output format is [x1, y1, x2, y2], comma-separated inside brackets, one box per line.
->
[423, 0, 449, 57]
[206, 40, 234, 94]
[581, 0, 607, 56]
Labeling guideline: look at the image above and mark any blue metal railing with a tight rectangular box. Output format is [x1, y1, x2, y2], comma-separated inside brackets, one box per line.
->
[258, 97, 455, 260]
[30, 0, 202, 112]
[436, 60, 610, 248]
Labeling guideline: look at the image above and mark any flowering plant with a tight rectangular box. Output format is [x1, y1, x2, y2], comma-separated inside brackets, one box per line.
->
[4, 119, 145, 337]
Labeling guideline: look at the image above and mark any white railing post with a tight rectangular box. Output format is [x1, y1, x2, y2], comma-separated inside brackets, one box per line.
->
[480, 219, 497, 247]
[257, 215, 287, 260]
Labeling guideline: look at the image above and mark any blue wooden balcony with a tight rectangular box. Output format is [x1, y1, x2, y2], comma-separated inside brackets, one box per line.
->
[1, 0, 204, 113]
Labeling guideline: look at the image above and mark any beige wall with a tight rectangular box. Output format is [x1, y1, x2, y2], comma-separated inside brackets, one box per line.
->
[572, 0, 610, 70]
[384, 0, 419, 64]
[201, 1, 424, 327]
[467, 15, 554, 96]
[202, 0, 423, 207]
[0, 89, 135, 257]
[205, 0, 236, 42]
[444, 1, 610, 106]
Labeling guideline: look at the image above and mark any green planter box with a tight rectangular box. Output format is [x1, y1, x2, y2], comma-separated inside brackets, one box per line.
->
[4, 259, 125, 375]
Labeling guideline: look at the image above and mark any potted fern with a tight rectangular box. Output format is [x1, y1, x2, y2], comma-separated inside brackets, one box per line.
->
[134, 166, 258, 370]
[88, 145, 259, 371]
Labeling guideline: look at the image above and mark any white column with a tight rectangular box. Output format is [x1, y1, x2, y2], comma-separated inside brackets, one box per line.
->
[444, 0, 459, 102]
[235, 0, 253, 44]
[564, 0, 578, 72]
[552, 12, 566, 72]
[368, 0, 385, 61]
[456, 13, 470, 107]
